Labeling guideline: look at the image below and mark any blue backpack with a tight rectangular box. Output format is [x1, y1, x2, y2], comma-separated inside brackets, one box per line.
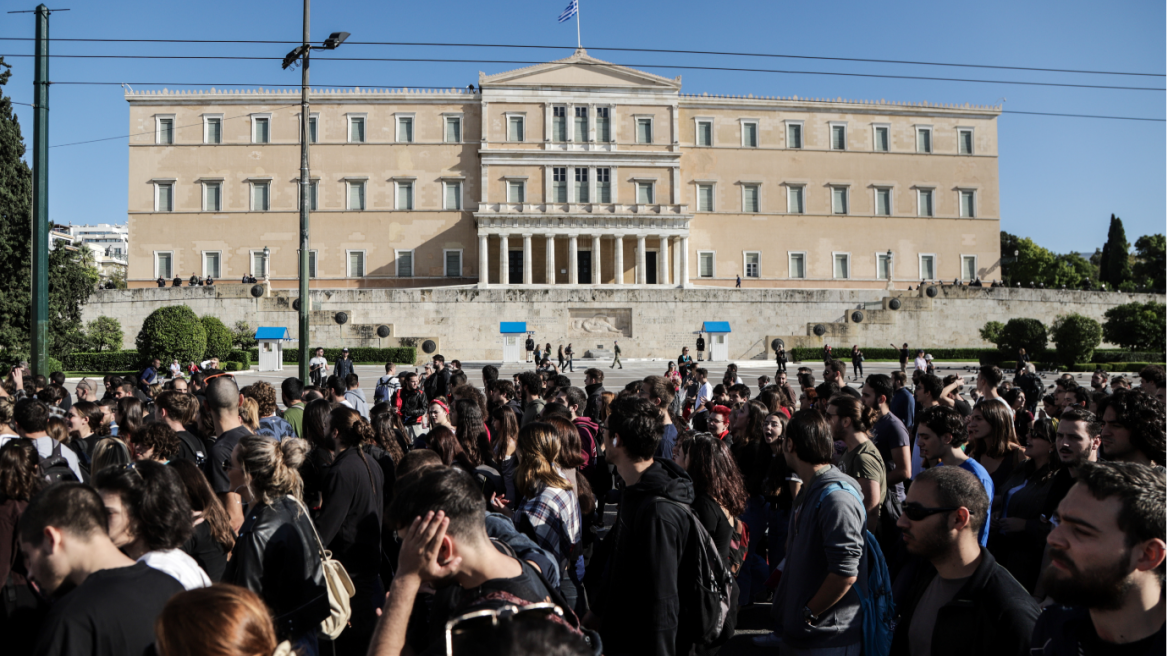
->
[813, 481, 896, 656]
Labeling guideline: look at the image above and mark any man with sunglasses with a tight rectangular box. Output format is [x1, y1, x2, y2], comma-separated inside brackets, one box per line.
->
[914, 405, 994, 546]
[890, 467, 1039, 656]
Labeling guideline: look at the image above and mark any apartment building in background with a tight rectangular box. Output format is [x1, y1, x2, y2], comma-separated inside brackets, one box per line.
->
[124, 48, 1001, 288]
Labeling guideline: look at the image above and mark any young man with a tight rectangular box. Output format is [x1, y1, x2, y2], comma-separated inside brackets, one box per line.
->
[891, 342, 910, 373]
[374, 363, 401, 404]
[914, 405, 994, 546]
[280, 376, 306, 438]
[1089, 369, 1112, 396]
[914, 350, 928, 373]
[424, 354, 452, 402]
[862, 374, 912, 503]
[637, 376, 678, 460]
[244, 381, 295, 441]
[325, 376, 353, 409]
[1033, 462, 1165, 655]
[691, 367, 714, 432]
[564, 343, 574, 372]
[727, 383, 751, 406]
[823, 359, 847, 389]
[1042, 407, 1102, 522]
[205, 376, 251, 530]
[889, 371, 916, 432]
[910, 373, 944, 477]
[517, 371, 545, 428]
[1098, 388, 1165, 466]
[487, 378, 523, 423]
[344, 373, 370, 420]
[826, 395, 886, 532]
[139, 358, 162, 395]
[554, 386, 599, 473]
[394, 372, 428, 440]
[975, 365, 1011, 416]
[611, 340, 623, 369]
[20, 483, 186, 656]
[3, 399, 84, 481]
[309, 347, 329, 386]
[525, 334, 536, 363]
[155, 390, 208, 468]
[334, 347, 355, 381]
[590, 395, 693, 656]
[892, 467, 1039, 656]
[1138, 365, 1166, 404]
[583, 368, 606, 423]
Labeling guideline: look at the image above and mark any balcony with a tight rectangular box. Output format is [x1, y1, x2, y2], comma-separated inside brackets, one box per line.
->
[476, 202, 689, 216]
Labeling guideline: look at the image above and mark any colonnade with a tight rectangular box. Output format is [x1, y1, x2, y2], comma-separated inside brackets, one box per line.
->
[477, 232, 689, 286]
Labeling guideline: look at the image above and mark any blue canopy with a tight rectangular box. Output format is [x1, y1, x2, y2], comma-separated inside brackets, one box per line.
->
[703, 321, 732, 333]
[500, 322, 527, 334]
[254, 327, 291, 340]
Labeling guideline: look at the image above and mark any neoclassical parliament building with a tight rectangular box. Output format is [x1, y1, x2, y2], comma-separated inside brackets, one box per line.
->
[125, 48, 1001, 289]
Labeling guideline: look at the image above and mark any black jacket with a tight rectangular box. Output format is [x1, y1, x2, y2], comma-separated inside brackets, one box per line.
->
[424, 367, 451, 402]
[1031, 604, 1165, 656]
[397, 387, 428, 425]
[224, 496, 330, 640]
[316, 446, 385, 577]
[891, 549, 1039, 656]
[335, 357, 354, 381]
[597, 459, 694, 656]
[584, 383, 606, 423]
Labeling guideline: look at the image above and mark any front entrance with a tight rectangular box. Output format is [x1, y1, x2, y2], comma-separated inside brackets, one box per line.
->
[646, 251, 658, 284]
[577, 250, 591, 283]
[502, 334, 522, 363]
[508, 251, 524, 284]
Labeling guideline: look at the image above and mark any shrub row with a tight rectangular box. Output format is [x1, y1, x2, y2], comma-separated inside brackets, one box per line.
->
[247, 346, 416, 365]
[997, 361, 1164, 373]
[63, 351, 146, 372]
[228, 350, 252, 370]
[791, 347, 997, 362]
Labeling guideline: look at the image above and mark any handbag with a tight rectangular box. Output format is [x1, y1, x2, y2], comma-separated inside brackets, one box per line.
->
[289, 495, 356, 639]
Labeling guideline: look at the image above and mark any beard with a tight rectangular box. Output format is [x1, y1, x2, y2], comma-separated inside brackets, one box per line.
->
[902, 518, 952, 561]
[1041, 546, 1134, 610]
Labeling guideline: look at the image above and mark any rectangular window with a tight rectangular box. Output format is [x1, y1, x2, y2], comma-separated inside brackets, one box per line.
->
[574, 107, 588, 142]
[744, 252, 760, 278]
[347, 181, 366, 210]
[916, 127, 932, 153]
[552, 106, 567, 142]
[203, 182, 221, 212]
[308, 250, 318, 278]
[249, 182, 269, 211]
[596, 107, 611, 142]
[636, 118, 652, 144]
[158, 117, 174, 145]
[348, 116, 365, 143]
[507, 115, 525, 142]
[445, 181, 462, 210]
[831, 124, 846, 150]
[698, 184, 714, 212]
[833, 253, 850, 279]
[787, 123, 803, 149]
[636, 181, 654, 204]
[203, 252, 221, 279]
[875, 188, 892, 216]
[508, 180, 525, 203]
[743, 184, 760, 213]
[596, 169, 611, 203]
[204, 117, 221, 144]
[787, 186, 804, 214]
[156, 183, 174, 212]
[445, 250, 462, 277]
[962, 255, 977, 280]
[832, 187, 848, 215]
[445, 116, 461, 143]
[396, 181, 414, 210]
[253, 117, 270, 144]
[960, 190, 976, 218]
[348, 251, 365, 278]
[155, 252, 173, 279]
[698, 252, 715, 278]
[574, 168, 589, 202]
[918, 189, 934, 217]
[309, 116, 317, 144]
[788, 253, 806, 279]
[697, 120, 712, 146]
[919, 255, 936, 280]
[252, 251, 268, 278]
[874, 126, 889, 152]
[552, 167, 568, 202]
[877, 253, 891, 280]
[959, 129, 974, 155]
[304, 181, 318, 211]
[742, 122, 758, 148]
[396, 116, 414, 143]
[396, 250, 414, 278]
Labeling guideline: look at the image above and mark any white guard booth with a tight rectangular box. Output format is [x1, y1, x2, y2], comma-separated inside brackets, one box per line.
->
[703, 321, 731, 362]
[500, 322, 527, 364]
[255, 327, 292, 372]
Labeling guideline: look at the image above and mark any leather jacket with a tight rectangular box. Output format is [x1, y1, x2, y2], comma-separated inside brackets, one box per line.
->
[224, 495, 330, 639]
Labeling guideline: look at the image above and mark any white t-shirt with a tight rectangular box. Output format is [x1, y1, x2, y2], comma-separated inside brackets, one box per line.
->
[309, 356, 328, 374]
[914, 357, 928, 371]
[139, 549, 211, 590]
[694, 382, 713, 413]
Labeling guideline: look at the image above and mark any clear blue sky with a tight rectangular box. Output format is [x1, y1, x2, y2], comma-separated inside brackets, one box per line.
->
[2, 0, 1163, 255]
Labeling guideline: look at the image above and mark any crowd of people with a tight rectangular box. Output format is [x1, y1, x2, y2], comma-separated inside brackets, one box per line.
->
[0, 350, 1163, 656]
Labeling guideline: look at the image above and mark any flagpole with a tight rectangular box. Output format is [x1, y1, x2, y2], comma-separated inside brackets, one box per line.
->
[576, 0, 581, 48]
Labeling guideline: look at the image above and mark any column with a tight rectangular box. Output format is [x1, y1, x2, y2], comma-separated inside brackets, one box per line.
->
[478, 234, 489, 287]
[672, 236, 681, 287]
[613, 235, 624, 285]
[680, 236, 690, 287]
[636, 235, 647, 284]
[522, 234, 533, 285]
[591, 235, 602, 285]
[568, 235, 579, 285]
[498, 234, 509, 285]
[658, 235, 669, 285]
[545, 234, 556, 285]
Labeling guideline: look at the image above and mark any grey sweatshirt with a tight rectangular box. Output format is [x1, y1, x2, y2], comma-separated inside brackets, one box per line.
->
[773, 465, 867, 650]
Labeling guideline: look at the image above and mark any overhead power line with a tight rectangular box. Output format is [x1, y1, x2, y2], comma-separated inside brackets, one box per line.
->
[46, 102, 302, 148]
[0, 53, 1163, 91]
[1000, 110, 1164, 122]
[0, 36, 1162, 78]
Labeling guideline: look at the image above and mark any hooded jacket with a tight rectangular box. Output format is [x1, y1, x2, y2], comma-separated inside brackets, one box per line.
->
[597, 459, 695, 656]
[572, 416, 599, 473]
[344, 388, 370, 420]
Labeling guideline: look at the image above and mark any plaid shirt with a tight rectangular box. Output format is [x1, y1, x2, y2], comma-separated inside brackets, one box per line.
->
[513, 484, 581, 567]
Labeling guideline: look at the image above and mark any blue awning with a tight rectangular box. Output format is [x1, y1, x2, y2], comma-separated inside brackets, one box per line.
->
[703, 321, 732, 333]
[500, 322, 527, 334]
[255, 327, 291, 340]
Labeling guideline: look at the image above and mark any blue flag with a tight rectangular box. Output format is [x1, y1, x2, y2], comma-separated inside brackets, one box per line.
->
[558, 0, 578, 22]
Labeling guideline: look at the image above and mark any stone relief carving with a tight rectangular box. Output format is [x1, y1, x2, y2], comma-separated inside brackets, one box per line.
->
[568, 308, 632, 337]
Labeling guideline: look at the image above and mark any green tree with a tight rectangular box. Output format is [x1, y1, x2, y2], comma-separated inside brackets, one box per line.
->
[85, 316, 124, 352]
[232, 320, 257, 350]
[997, 318, 1048, 356]
[1050, 314, 1103, 367]
[200, 316, 234, 361]
[1000, 233, 1093, 288]
[979, 321, 1005, 345]
[1132, 234, 1166, 290]
[1102, 301, 1166, 352]
[106, 268, 127, 290]
[136, 305, 207, 364]
[1099, 214, 1132, 288]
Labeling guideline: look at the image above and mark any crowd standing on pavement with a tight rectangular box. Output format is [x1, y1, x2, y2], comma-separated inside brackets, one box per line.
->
[0, 345, 1162, 656]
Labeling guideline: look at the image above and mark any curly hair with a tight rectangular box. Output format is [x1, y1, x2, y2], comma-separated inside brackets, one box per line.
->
[1098, 389, 1166, 465]
[371, 412, 406, 467]
[0, 439, 43, 501]
[678, 433, 748, 516]
[238, 397, 260, 432]
[453, 398, 490, 467]
[515, 422, 572, 498]
[132, 422, 181, 462]
[330, 406, 374, 450]
[242, 381, 279, 418]
[93, 460, 193, 551]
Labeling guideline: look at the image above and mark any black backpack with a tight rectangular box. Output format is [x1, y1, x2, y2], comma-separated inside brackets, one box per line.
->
[40, 441, 80, 485]
[175, 431, 208, 469]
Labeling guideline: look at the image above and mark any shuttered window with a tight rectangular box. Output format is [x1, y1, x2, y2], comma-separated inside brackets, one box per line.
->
[508, 181, 525, 203]
[349, 117, 365, 143]
[636, 182, 654, 204]
[787, 123, 802, 149]
[832, 187, 848, 215]
[697, 121, 712, 146]
[157, 183, 173, 212]
[203, 252, 221, 279]
[918, 189, 934, 217]
[397, 117, 414, 143]
[742, 122, 758, 147]
[876, 188, 891, 216]
[788, 253, 805, 279]
[743, 185, 760, 213]
[508, 116, 524, 142]
[960, 190, 975, 218]
[348, 251, 365, 278]
[699, 252, 715, 278]
[158, 118, 174, 144]
[574, 107, 588, 142]
[916, 128, 932, 153]
[833, 254, 850, 279]
[396, 251, 413, 277]
[787, 186, 804, 214]
[596, 108, 611, 142]
[251, 182, 270, 211]
[962, 256, 977, 281]
[253, 117, 270, 144]
[596, 169, 611, 203]
[397, 182, 414, 210]
[204, 118, 221, 144]
[156, 252, 172, 279]
[445, 251, 462, 277]
[874, 126, 889, 152]
[920, 255, 935, 280]
[203, 183, 221, 211]
[553, 168, 568, 202]
[745, 252, 760, 278]
[574, 168, 588, 203]
[445, 181, 462, 210]
[445, 117, 461, 143]
[959, 129, 974, 155]
[698, 184, 714, 212]
[347, 181, 365, 210]
[831, 125, 846, 150]
[636, 118, 652, 144]
[552, 107, 567, 142]
[308, 250, 317, 278]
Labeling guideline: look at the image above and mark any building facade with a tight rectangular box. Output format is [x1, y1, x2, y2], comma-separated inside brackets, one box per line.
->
[125, 49, 1001, 289]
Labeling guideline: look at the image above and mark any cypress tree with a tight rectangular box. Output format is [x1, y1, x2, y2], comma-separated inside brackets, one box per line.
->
[1099, 214, 1132, 287]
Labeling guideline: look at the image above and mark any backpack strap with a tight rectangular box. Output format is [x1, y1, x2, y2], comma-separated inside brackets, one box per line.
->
[813, 481, 865, 511]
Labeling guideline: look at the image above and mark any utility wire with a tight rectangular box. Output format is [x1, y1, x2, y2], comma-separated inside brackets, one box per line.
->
[0, 36, 1162, 78]
[1001, 110, 1164, 122]
[0, 53, 1162, 91]
[46, 102, 302, 148]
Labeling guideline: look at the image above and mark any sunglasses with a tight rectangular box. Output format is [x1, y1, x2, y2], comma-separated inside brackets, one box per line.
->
[203, 372, 235, 383]
[902, 502, 960, 521]
[444, 603, 564, 656]
[221, 456, 234, 473]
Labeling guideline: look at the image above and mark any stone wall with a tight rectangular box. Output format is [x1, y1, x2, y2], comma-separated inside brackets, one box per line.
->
[81, 284, 1164, 362]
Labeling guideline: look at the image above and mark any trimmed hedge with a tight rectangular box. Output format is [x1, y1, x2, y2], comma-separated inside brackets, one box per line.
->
[63, 351, 146, 372]
[792, 347, 998, 362]
[998, 361, 1164, 373]
[136, 305, 207, 364]
[224, 361, 245, 372]
[201, 316, 234, 361]
[1091, 350, 1166, 363]
[248, 346, 416, 365]
[228, 350, 252, 370]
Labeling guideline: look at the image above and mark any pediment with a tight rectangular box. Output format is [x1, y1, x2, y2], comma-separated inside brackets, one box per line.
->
[480, 48, 681, 91]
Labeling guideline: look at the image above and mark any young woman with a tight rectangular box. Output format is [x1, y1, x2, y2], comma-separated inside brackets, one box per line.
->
[427, 425, 478, 475]
[115, 396, 146, 442]
[453, 398, 492, 468]
[298, 398, 335, 513]
[728, 400, 774, 604]
[761, 411, 799, 567]
[0, 440, 44, 652]
[67, 401, 106, 460]
[425, 399, 453, 436]
[155, 584, 295, 656]
[490, 405, 520, 502]
[968, 399, 1028, 490]
[171, 459, 233, 582]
